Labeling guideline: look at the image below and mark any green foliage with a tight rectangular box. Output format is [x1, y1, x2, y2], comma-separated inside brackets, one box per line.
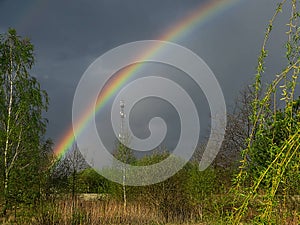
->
[230, 1, 300, 223]
[0, 28, 49, 215]
[249, 97, 300, 192]
[114, 141, 136, 164]
[127, 151, 219, 222]
[77, 168, 112, 194]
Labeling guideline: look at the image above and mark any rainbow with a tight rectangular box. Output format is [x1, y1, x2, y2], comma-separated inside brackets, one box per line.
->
[54, 0, 243, 159]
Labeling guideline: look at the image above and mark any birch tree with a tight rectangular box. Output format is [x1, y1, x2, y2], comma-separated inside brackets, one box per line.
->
[0, 29, 48, 215]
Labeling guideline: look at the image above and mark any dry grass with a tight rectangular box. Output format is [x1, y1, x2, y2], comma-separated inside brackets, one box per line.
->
[0, 194, 299, 224]
[0, 198, 201, 225]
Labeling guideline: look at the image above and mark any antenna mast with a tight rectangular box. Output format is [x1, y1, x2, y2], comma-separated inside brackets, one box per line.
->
[119, 100, 127, 214]
[119, 100, 125, 142]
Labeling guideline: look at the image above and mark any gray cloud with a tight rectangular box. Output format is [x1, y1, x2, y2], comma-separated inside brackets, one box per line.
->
[0, 0, 293, 151]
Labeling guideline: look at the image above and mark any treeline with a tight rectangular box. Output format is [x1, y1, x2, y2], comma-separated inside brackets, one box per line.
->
[51, 150, 225, 221]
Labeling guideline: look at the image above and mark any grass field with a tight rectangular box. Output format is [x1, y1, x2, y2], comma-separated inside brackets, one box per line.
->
[1, 194, 299, 224]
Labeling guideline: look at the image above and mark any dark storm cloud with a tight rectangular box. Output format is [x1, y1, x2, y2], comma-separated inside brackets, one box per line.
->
[0, 0, 293, 148]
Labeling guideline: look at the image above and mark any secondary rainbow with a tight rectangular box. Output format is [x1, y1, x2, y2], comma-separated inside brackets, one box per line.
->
[54, 0, 242, 159]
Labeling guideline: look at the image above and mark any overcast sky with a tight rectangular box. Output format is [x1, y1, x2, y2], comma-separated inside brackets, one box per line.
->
[0, 0, 294, 153]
